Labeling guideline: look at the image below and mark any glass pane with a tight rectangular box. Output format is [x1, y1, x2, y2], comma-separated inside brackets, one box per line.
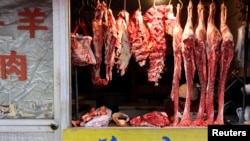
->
[0, 0, 53, 119]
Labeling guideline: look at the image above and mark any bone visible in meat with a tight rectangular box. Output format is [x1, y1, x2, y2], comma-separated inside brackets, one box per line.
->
[127, 10, 151, 67]
[169, 3, 183, 126]
[144, 5, 167, 86]
[205, 2, 222, 125]
[179, 0, 196, 126]
[103, 8, 118, 82]
[214, 3, 234, 125]
[115, 10, 132, 76]
[192, 1, 207, 126]
[91, 1, 108, 87]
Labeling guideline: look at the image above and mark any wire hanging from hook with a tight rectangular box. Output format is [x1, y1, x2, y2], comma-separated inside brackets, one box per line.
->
[138, 0, 141, 11]
[168, 0, 172, 5]
[124, 0, 126, 10]
[108, 0, 112, 9]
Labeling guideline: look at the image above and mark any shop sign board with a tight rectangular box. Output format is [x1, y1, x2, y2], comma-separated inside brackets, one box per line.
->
[63, 127, 208, 141]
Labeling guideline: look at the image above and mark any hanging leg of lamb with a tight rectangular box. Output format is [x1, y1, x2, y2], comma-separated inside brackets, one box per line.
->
[170, 3, 183, 126]
[127, 9, 151, 67]
[192, 1, 207, 126]
[179, 0, 196, 126]
[91, 1, 108, 87]
[115, 10, 132, 76]
[214, 3, 234, 125]
[144, 5, 167, 86]
[206, 2, 222, 125]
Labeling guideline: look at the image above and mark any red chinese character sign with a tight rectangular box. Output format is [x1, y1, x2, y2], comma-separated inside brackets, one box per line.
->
[0, 50, 27, 81]
[0, 0, 53, 119]
[17, 7, 48, 38]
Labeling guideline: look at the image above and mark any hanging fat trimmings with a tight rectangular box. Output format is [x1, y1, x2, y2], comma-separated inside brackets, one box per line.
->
[71, 23, 96, 66]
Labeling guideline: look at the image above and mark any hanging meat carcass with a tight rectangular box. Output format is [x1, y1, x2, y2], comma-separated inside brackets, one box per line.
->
[206, 1, 222, 125]
[127, 9, 151, 67]
[214, 3, 234, 125]
[115, 10, 132, 76]
[192, 1, 208, 126]
[179, 0, 196, 126]
[103, 7, 118, 82]
[143, 5, 167, 86]
[169, 2, 183, 126]
[91, 1, 108, 87]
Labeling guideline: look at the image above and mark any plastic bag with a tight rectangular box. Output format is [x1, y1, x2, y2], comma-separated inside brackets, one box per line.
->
[71, 22, 96, 66]
[71, 34, 96, 66]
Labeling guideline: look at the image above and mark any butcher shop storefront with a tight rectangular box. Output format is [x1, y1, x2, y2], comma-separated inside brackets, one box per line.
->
[1, 0, 250, 141]
[64, 0, 250, 140]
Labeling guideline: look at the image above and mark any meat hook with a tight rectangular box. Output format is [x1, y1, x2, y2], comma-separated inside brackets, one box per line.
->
[178, 0, 183, 9]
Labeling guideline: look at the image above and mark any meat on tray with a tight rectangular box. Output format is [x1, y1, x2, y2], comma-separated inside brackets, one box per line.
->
[130, 111, 170, 127]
